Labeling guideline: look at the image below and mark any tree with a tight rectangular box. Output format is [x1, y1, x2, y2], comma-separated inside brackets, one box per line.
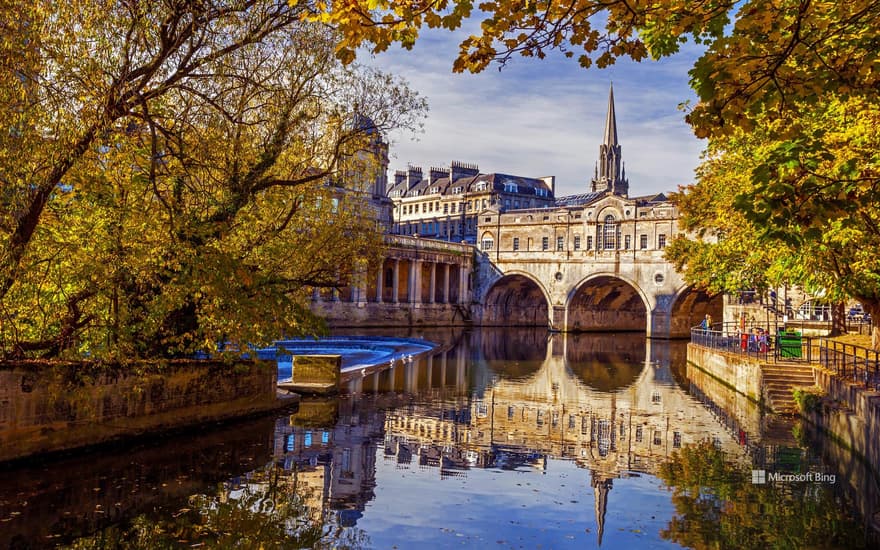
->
[0, 2, 426, 358]
[667, 98, 880, 348]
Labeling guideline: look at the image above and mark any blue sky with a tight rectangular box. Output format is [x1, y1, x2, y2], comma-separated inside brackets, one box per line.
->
[365, 25, 707, 197]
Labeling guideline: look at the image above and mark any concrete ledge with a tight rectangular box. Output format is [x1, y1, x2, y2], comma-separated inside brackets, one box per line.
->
[686, 344, 765, 405]
[0, 360, 280, 463]
[278, 355, 341, 395]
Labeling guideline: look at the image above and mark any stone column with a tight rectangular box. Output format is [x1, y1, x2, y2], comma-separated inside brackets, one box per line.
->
[392, 259, 400, 304]
[410, 260, 423, 304]
[458, 265, 469, 304]
[442, 264, 451, 304]
[428, 262, 437, 304]
[375, 264, 383, 303]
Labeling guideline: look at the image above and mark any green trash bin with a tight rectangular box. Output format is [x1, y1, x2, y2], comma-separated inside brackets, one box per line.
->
[778, 331, 802, 358]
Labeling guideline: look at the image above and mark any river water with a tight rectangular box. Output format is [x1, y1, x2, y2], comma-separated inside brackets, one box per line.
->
[1, 328, 877, 549]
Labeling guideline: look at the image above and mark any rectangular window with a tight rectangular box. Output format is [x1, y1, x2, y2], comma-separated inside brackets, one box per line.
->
[624, 235, 631, 249]
[673, 432, 682, 448]
[514, 200, 520, 208]
[513, 237, 520, 251]
[569, 415, 576, 429]
[556, 236, 564, 251]
[658, 234, 667, 248]
[536, 410, 544, 427]
[653, 430, 662, 446]
[635, 426, 643, 442]
[581, 416, 588, 435]
[451, 203, 457, 214]
[508, 406, 515, 420]
[587, 236, 593, 250]
[640, 234, 648, 249]
[481, 238, 493, 251]
[542, 237, 549, 251]
[574, 236, 581, 250]
[443, 204, 448, 214]
[504, 199, 511, 209]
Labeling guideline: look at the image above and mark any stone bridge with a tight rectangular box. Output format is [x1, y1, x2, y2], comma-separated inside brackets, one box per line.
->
[472, 245, 722, 338]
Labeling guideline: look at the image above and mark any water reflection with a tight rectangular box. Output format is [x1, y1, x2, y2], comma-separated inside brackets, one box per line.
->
[1, 328, 877, 549]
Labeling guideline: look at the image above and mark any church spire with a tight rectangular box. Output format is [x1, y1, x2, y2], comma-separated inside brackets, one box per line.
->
[590, 84, 629, 197]
[603, 84, 619, 147]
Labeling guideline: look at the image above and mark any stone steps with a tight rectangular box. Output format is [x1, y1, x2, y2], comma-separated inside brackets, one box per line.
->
[761, 363, 816, 415]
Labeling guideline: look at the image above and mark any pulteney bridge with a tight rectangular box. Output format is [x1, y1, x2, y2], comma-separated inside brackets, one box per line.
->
[471, 196, 723, 338]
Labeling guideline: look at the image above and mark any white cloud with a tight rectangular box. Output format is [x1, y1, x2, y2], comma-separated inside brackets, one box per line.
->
[364, 26, 707, 196]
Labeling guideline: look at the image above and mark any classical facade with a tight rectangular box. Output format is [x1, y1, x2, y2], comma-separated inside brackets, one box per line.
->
[386, 162, 556, 243]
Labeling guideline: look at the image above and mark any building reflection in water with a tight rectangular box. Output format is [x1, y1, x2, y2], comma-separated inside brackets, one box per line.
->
[276, 329, 751, 546]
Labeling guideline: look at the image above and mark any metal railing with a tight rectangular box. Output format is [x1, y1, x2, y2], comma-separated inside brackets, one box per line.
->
[690, 322, 815, 363]
[819, 340, 880, 391]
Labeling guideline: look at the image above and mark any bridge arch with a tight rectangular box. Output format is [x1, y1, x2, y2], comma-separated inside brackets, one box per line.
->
[565, 273, 650, 333]
[669, 286, 724, 338]
[481, 271, 551, 327]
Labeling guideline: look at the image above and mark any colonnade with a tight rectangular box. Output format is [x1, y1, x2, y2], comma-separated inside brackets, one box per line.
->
[311, 258, 470, 306]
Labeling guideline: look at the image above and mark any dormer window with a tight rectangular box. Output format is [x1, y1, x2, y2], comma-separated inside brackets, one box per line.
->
[451, 186, 463, 194]
[474, 182, 488, 191]
[535, 188, 548, 197]
[504, 182, 518, 193]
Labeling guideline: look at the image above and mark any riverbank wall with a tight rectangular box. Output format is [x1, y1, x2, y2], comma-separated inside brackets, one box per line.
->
[685, 344, 765, 405]
[0, 360, 283, 463]
[805, 367, 880, 479]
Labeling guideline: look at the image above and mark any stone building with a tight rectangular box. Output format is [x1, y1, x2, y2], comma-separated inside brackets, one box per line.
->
[386, 162, 556, 243]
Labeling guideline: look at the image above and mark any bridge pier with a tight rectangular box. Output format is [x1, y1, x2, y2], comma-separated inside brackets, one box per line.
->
[550, 306, 567, 332]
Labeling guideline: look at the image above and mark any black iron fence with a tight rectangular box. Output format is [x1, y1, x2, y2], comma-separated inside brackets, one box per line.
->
[690, 323, 814, 363]
[819, 340, 880, 391]
[691, 323, 879, 390]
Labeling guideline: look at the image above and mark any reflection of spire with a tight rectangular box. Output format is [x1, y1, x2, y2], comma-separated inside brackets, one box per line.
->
[591, 473, 613, 547]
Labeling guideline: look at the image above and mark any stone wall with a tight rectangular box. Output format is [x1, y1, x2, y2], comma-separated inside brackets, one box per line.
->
[314, 302, 471, 327]
[0, 360, 280, 463]
[810, 367, 880, 477]
[686, 344, 764, 404]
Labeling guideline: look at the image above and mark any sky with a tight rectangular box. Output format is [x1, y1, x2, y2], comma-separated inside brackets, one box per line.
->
[364, 24, 707, 198]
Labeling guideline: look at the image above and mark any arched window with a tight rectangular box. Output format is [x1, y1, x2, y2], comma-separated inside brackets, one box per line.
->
[602, 214, 618, 249]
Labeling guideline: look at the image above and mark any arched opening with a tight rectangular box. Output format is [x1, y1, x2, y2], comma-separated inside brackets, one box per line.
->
[669, 287, 724, 338]
[567, 276, 647, 332]
[482, 274, 550, 327]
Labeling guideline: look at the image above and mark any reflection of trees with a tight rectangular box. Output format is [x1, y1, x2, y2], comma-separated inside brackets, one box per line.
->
[65, 465, 369, 549]
[658, 442, 866, 549]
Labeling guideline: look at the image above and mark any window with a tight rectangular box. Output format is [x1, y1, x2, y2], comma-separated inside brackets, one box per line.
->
[451, 186, 463, 194]
[429, 202, 434, 212]
[474, 181, 488, 191]
[504, 182, 518, 192]
[451, 203, 457, 214]
[640, 234, 648, 249]
[504, 199, 511, 209]
[421, 203, 426, 213]
[653, 430, 662, 446]
[658, 234, 667, 248]
[481, 237, 494, 251]
[587, 236, 593, 250]
[536, 410, 544, 427]
[569, 415, 576, 429]
[443, 204, 448, 214]
[624, 234, 631, 249]
[635, 426, 643, 443]
[514, 200, 520, 208]
[513, 237, 520, 251]
[673, 432, 682, 448]
[508, 406, 515, 420]
[556, 236, 564, 251]
[602, 214, 617, 249]
[574, 236, 581, 250]
[535, 188, 548, 197]
[542, 237, 549, 250]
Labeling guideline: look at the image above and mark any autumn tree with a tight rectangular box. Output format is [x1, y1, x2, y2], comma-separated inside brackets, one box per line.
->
[0, 2, 426, 358]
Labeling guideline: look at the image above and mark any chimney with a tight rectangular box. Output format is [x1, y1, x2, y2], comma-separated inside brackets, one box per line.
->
[407, 165, 423, 188]
[394, 170, 407, 187]
[429, 166, 447, 185]
[450, 160, 480, 182]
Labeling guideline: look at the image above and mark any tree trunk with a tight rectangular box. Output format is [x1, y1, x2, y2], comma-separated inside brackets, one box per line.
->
[864, 300, 880, 351]
[829, 301, 846, 336]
